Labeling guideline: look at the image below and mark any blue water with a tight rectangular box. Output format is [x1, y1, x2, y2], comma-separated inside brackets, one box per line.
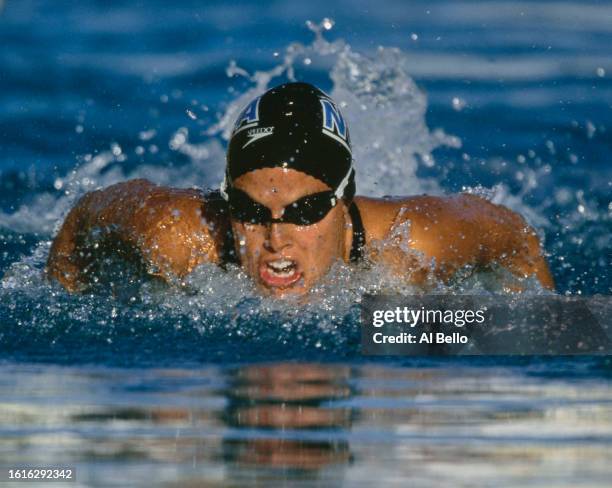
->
[1, 1, 611, 486]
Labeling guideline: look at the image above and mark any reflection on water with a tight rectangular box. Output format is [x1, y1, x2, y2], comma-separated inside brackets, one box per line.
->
[0, 360, 611, 487]
[221, 363, 353, 485]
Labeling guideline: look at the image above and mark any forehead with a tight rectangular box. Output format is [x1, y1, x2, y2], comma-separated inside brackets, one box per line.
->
[233, 167, 331, 206]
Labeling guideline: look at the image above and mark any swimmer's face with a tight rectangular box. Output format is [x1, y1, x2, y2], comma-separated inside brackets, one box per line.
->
[231, 167, 350, 297]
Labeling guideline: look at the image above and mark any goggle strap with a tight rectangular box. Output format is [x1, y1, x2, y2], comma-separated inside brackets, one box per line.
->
[334, 165, 354, 199]
[219, 172, 230, 201]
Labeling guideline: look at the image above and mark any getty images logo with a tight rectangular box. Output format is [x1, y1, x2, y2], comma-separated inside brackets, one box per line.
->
[320, 97, 350, 151]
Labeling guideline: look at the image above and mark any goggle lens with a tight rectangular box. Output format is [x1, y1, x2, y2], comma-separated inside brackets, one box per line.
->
[228, 188, 337, 226]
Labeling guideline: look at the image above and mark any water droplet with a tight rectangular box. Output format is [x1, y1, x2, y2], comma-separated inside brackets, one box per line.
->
[111, 143, 122, 157]
[170, 128, 188, 149]
[451, 97, 466, 111]
[410, 33, 418, 41]
[586, 120, 596, 138]
[75, 124, 84, 134]
[186, 109, 197, 120]
[322, 18, 334, 30]
[596, 67, 605, 77]
[421, 153, 434, 167]
[303, 57, 312, 65]
[139, 129, 156, 141]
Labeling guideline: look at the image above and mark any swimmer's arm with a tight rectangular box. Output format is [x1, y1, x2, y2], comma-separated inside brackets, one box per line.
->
[388, 194, 555, 290]
[46, 179, 225, 292]
[46, 192, 93, 292]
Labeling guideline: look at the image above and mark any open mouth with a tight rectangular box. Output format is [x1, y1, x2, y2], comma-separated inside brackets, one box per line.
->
[259, 259, 303, 288]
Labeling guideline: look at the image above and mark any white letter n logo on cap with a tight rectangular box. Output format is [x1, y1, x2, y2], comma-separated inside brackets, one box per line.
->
[233, 96, 261, 135]
[320, 99, 349, 151]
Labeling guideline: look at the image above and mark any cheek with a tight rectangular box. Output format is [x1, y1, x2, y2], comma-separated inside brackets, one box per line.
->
[293, 226, 323, 247]
[319, 209, 346, 251]
[232, 223, 265, 261]
[297, 213, 344, 261]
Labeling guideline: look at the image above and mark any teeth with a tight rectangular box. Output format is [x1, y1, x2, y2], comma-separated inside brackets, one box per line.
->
[269, 269, 295, 278]
[267, 259, 296, 276]
[268, 260, 294, 271]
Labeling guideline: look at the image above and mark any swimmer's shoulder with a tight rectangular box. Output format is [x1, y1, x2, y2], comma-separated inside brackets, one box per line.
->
[100, 179, 230, 277]
[355, 193, 554, 289]
[130, 181, 230, 273]
[354, 193, 507, 262]
[48, 179, 232, 290]
[354, 194, 444, 243]
[355, 193, 511, 241]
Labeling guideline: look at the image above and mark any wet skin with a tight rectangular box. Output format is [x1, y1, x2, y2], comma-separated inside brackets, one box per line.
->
[46, 171, 555, 294]
[231, 168, 353, 297]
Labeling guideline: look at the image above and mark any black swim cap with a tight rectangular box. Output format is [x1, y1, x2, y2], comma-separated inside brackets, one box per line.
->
[221, 82, 355, 201]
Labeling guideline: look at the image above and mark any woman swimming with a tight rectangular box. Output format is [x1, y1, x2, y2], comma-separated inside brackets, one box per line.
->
[47, 82, 554, 295]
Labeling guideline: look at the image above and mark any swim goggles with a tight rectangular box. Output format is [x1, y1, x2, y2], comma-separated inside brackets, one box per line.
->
[226, 187, 339, 226]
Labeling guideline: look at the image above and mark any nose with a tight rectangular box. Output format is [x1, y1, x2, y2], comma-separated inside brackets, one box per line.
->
[264, 222, 292, 253]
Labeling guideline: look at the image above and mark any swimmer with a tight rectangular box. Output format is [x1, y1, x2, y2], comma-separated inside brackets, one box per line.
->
[47, 82, 555, 295]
